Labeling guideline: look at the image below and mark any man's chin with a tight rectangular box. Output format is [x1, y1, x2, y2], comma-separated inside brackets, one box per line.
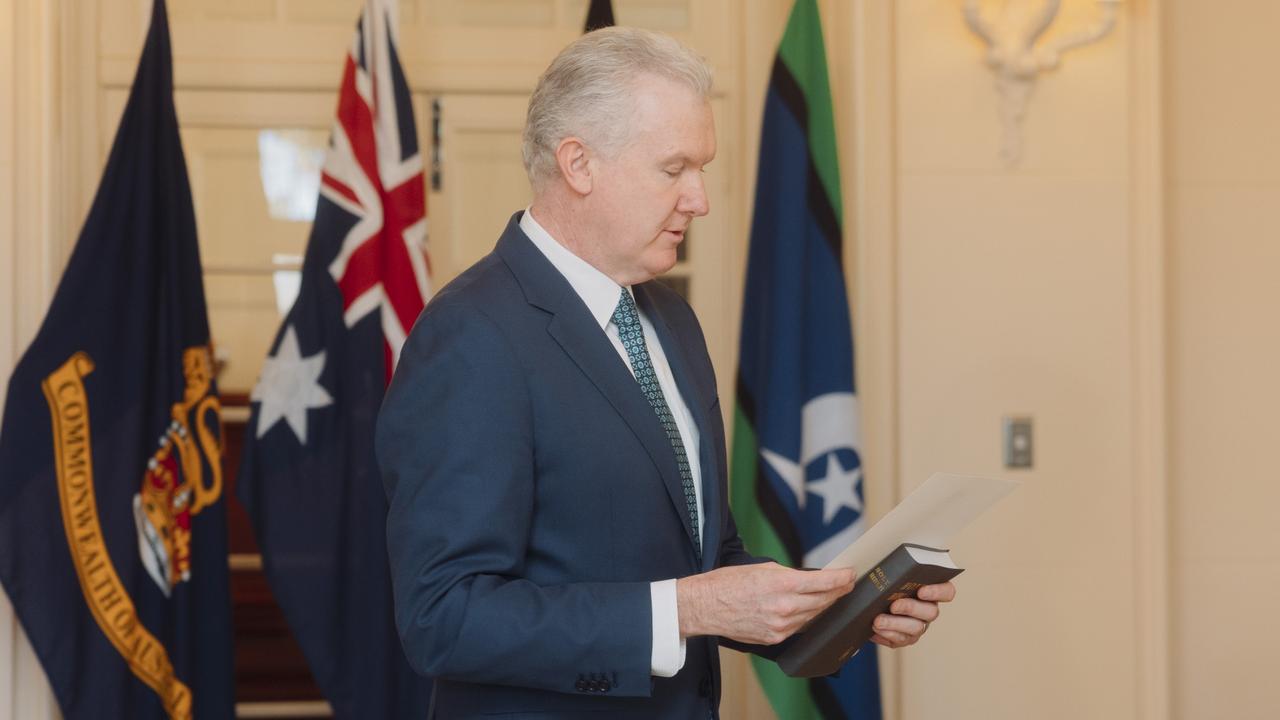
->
[646, 256, 679, 281]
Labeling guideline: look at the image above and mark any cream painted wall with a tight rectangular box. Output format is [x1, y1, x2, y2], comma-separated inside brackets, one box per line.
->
[873, 1, 1154, 718]
[1166, 1, 1280, 718]
[1, 0, 74, 716]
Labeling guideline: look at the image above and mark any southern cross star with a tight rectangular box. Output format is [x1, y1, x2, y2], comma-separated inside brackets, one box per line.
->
[761, 448, 863, 525]
[807, 453, 863, 525]
[251, 325, 333, 444]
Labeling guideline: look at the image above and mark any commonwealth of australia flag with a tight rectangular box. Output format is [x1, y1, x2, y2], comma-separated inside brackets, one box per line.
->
[729, 0, 882, 718]
[0, 2, 233, 718]
[235, 1, 434, 717]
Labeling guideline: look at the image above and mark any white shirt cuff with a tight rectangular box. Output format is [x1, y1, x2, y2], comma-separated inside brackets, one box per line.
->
[650, 579, 687, 677]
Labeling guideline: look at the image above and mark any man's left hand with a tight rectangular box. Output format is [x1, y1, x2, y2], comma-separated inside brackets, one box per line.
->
[870, 581, 956, 649]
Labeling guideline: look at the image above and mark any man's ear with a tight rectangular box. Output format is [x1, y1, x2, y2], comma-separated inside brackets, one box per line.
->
[554, 137, 593, 196]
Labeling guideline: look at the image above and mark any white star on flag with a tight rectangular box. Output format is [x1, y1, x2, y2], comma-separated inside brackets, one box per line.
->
[755, 393, 868, 567]
[807, 453, 863, 525]
[761, 448, 863, 524]
[251, 325, 333, 444]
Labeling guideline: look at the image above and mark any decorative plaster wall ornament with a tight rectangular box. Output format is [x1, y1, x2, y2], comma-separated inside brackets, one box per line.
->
[964, 0, 1120, 164]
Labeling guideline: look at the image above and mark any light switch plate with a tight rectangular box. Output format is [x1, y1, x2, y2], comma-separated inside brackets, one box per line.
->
[1003, 416, 1033, 469]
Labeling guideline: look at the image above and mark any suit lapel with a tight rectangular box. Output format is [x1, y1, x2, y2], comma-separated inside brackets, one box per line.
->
[496, 216, 701, 559]
[634, 283, 721, 572]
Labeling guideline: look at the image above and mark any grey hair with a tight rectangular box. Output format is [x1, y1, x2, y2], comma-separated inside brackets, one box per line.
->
[521, 26, 713, 190]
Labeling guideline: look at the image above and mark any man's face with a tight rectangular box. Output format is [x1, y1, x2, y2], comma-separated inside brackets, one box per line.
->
[583, 74, 716, 285]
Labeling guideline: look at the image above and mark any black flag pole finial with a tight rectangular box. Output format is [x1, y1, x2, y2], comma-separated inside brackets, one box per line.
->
[584, 0, 615, 32]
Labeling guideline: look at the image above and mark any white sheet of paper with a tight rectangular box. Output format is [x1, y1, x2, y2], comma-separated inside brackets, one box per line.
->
[822, 472, 1019, 571]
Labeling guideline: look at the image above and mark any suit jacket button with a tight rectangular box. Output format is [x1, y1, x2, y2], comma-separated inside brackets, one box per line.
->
[600, 678, 612, 692]
[575, 679, 587, 692]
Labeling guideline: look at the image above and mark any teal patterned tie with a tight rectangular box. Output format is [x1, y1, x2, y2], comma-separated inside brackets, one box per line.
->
[612, 287, 701, 560]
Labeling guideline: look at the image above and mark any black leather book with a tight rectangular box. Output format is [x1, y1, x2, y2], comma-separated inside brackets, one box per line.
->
[777, 544, 964, 678]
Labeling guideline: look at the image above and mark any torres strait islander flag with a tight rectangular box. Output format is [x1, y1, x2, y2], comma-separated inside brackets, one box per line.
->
[730, 1, 883, 718]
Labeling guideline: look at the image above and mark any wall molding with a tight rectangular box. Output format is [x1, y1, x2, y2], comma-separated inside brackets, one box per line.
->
[1127, 1, 1171, 718]
[2, 1, 59, 716]
[2, 2, 24, 718]
[2, 0, 91, 717]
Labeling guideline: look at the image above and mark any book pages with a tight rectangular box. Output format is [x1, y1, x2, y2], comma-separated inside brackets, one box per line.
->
[823, 473, 1018, 572]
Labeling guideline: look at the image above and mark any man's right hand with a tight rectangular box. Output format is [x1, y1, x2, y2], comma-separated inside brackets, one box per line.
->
[675, 562, 856, 646]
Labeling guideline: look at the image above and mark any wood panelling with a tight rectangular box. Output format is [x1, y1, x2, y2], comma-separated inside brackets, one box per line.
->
[99, 0, 734, 93]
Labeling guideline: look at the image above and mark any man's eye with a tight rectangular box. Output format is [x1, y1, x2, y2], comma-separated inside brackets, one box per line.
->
[664, 168, 682, 177]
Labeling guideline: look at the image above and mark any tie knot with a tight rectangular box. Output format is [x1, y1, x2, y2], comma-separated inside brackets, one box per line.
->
[612, 287, 640, 330]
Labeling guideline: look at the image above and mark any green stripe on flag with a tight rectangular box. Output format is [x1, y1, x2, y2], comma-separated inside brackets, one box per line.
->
[752, 655, 822, 720]
[729, 407, 787, 561]
[729, 407, 822, 719]
[777, 0, 842, 229]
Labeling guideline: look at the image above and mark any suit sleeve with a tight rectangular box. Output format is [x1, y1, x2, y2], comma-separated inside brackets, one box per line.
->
[377, 300, 653, 696]
[715, 496, 765, 569]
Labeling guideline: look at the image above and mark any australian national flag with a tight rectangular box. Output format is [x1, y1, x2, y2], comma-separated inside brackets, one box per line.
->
[729, 0, 882, 718]
[0, 1, 233, 718]
[235, 1, 434, 717]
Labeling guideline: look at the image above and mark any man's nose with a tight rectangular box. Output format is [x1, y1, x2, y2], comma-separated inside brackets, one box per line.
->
[679, 174, 710, 217]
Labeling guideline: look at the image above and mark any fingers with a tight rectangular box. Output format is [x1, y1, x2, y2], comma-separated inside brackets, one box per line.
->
[875, 612, 927, 639]
[871, 632, 912, 649]
[869, 584, 954, 651]
[888, 597, 940, 623]
[778, 585, 848, 619]
[873, 591, 949, 649]
[918, 582, 956, 603]
[736, 567, 857, 645]
[688, 564, 842, 644]
[872, 612, 928, 649]
[789, 567, 856, 594]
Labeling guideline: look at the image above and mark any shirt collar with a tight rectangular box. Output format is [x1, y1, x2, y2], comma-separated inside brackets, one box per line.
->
[519, 207, 630, 330]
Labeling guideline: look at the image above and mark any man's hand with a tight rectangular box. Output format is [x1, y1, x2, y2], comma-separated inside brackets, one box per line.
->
[675, 563, 855, 646]
[869, 581, 956, 649]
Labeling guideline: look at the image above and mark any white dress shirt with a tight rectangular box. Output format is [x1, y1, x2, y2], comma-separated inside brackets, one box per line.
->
[519, 209, 697, 678]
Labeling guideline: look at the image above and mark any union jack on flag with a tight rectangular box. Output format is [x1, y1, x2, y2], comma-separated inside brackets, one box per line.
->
[237, 1, 435, 716]
[322, 0, 431, 379]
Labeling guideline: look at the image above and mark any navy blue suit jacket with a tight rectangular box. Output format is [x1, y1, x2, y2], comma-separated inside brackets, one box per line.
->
[373, 210, 762, 712]
[377, 213, 764, 718]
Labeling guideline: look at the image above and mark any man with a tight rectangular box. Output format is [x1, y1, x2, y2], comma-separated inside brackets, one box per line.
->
[377, 27, 955, 718]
